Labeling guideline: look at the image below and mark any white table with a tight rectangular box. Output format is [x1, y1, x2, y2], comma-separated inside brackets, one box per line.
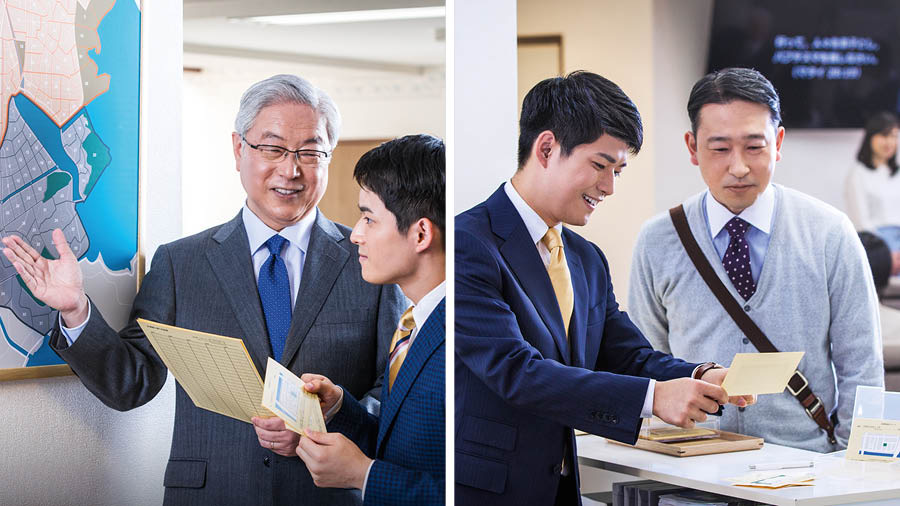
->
[576, 435, 900, 505]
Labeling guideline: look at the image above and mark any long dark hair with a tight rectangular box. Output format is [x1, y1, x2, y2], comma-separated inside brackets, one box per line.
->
[857, 111, 899, 175]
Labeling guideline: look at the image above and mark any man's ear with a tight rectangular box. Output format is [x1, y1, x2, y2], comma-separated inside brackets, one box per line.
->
[533, 130, 556, 169]
[774, 126, 785, 162]
[684, 131, 700, 167]
[410, 218, 437, 254]
[232, 132, 244, 172]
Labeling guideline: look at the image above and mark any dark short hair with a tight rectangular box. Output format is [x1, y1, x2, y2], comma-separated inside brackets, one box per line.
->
[857, 111, 899, 176]
[687, 67, 782, 133]
[517, 71, 643, 168]
[354, 134, 445, 246]
[859, 231, 891, 295]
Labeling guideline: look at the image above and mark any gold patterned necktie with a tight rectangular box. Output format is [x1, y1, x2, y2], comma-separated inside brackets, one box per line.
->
[388, 306, 416, 390]
[541, 228, 574, 337]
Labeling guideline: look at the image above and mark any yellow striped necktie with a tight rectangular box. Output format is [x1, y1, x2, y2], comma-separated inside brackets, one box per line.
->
[388, 306, 416, 390]
[541, 228, 574, 337]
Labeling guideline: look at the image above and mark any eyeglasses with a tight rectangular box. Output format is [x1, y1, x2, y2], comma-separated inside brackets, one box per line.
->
[241, 135, 331, 165]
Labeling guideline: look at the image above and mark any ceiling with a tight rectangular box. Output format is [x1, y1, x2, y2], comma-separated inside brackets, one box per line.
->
[184, 0, 446, 72]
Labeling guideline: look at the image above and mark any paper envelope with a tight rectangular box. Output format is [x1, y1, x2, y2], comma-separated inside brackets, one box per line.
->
[721, 352, 805, 396]
[261, 358, 327, 434]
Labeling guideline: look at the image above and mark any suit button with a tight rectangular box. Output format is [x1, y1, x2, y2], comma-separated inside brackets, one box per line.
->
[742, 338, 749, 344]
[738, 407, 745, 413]
[611, 416, 618, 424]
[552, 464, 562, 474]
[592, 411, 601, 420]
[263, 457, 271, 467]
[744, 305, 751, 312]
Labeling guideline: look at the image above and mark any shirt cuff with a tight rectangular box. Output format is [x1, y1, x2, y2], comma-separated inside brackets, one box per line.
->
[323, 387, 344, 423]
[640, 379, 655, 418]
[59, 304, 91, 346]
[360, 459, 376, 498]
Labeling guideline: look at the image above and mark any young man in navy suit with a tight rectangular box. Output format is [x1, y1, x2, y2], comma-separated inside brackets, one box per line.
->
[455, 72, 753, 505]
[296, 134, 445, 505]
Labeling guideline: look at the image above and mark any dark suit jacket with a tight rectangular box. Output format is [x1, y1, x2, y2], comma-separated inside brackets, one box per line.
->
[454, 187, 699, 505]
[50, 210, 405, 506]
[330, 298, 445, 506]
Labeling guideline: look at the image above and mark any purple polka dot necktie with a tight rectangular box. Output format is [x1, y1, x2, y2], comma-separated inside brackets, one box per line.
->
[258, 234, 292, 361]
[723, 217, 756, 300]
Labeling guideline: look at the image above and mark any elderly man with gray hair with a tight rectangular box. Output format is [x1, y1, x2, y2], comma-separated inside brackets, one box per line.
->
[2, 74, 405, 505]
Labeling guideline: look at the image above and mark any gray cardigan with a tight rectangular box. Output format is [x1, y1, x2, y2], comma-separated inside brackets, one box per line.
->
[628, 184, 884, 452]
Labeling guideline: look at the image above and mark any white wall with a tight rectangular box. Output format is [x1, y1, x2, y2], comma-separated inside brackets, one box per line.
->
[182, 54, 446, 236]
[452, 0, 519, 212]
[0, 2, 181, 505]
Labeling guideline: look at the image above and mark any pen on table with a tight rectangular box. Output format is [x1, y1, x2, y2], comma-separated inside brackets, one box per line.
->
[748, 460, 814, 471]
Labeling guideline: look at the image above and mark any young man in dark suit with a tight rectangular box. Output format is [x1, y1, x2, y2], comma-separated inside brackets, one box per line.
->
[454, 71, 752, 505]
[296, 134, 445, 506]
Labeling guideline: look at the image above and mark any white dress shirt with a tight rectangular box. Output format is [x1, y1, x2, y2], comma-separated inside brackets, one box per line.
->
[504, 181, 657, 418]
[704, 184, 775, 284]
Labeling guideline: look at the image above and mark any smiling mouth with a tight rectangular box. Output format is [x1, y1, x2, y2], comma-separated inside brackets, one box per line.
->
[273, 186, 304, 196]
[582, 193, 603, 207]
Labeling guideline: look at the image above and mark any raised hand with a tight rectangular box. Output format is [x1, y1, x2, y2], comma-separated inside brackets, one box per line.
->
[1, 228, 88, 326]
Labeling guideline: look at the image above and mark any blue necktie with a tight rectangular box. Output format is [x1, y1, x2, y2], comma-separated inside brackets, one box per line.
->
[258, 235, 292, 361]
[723, 217, 756, 300]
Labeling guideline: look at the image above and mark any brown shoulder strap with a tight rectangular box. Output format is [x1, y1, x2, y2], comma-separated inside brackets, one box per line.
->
[668, 205, 836, 445]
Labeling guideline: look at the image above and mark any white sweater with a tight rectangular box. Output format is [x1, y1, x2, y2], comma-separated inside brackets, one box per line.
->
[844, 160, 900, 231]
[628, 184, 884, 452]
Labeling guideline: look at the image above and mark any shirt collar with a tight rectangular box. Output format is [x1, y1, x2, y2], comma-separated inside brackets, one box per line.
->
[705, 184, 775, 237]
[412, 280, 445, 331]
[504, 180, 562, 245]
[242, 204, 317, 255]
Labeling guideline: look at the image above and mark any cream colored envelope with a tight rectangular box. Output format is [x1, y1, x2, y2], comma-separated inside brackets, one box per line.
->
[720, 352, 805, 396]
[261, 357, 327, 435]
[137, 318, 269, 423]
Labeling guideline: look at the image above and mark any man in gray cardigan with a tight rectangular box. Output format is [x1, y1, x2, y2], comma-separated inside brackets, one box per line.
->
[628, 68, 884, 453]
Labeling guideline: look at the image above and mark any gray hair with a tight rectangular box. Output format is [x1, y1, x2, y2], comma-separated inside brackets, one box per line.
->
[234, 74, 342, 149]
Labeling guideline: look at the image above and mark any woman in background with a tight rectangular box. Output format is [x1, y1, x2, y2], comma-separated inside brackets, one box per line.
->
[845, 112, 900, 260]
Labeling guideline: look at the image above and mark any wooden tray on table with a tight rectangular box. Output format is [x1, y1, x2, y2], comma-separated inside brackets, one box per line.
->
[610, 428, 764, 457]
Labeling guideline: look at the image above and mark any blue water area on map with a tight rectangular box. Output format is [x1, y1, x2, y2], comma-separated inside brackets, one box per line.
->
[24, 334, 61, 366]
[75, 0, 141, 273]
[12, 95, 82, 200]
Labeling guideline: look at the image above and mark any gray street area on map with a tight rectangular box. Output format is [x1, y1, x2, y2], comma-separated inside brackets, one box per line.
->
[0, 100, 92, 338]
[62, 114, 96, 198]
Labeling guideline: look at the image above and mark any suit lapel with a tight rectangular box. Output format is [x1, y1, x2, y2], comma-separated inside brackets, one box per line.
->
[565, 232, 587, 368]
[206, 212, 271, 374]
[488, 188, 569, 363]
[280, 211, 350, 367]
[376, 299, 445, 454]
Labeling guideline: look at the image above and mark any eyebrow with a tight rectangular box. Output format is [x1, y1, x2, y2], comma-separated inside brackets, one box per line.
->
[594, 152, 616, 163]
[358, 205, 373, 213]
[707, 134, 767, 142]
[258, 131, 323, 145]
